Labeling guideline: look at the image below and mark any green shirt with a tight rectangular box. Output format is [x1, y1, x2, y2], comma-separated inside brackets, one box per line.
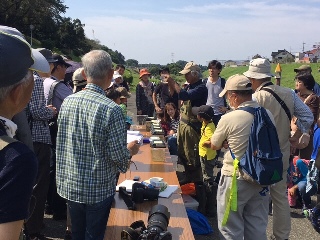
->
[56, 83, 130, 204]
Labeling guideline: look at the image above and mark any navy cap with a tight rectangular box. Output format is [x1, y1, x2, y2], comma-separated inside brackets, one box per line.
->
[192, 105, 214, 120]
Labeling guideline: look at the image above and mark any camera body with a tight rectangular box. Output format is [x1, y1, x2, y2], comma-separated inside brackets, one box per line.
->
[132, 182, 159, 203]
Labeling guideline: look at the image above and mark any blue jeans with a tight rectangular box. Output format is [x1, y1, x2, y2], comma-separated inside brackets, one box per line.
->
[297, 180, 316, 206]
[67, 195, 114, 240]
[167, 135, 178, 155]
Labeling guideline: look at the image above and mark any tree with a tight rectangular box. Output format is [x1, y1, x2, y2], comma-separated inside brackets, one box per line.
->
[0, 0, 66, 34]
[175, 60, 188, 68]
[126, 59, 139, 67]
[56, 17, 89, 55]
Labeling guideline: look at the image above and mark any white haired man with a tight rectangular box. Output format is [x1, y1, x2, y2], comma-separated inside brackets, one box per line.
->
[56, 50, 140, 240]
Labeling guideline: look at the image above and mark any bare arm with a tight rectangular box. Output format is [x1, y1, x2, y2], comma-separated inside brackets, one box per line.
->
[152, 92, 161, 112]
[167, 77, 181, 94]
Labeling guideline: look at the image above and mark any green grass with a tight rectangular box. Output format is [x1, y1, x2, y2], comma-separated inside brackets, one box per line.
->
[128, 63, 320, 92]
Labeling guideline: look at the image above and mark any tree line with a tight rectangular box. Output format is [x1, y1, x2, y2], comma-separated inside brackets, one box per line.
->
[0, 0, 125, 64]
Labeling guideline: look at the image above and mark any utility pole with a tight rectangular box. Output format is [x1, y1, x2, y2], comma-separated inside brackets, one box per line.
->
[302, 42, 306, 52]
[171, 53, 175, 63]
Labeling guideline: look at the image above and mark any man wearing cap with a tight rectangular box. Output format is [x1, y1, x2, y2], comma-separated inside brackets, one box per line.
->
[43, 53, 72, 220]
[44, 54, 72, 113]
[0, 25, 46, 239]
[72, 67, 87, 93]
[25, 48, 58, 239]
[244, 58, 313, 240]
[114, 64, 130, 92]
[210, 74, 274, 239]
[167, 61, 208, 184]
[152, 67, 179, 113]
[294, 65, 320, 96]
[55, 50, 139, 240]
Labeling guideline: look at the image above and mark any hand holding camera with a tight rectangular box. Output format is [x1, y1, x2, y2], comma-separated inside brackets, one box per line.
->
[127, 140, 140, 156]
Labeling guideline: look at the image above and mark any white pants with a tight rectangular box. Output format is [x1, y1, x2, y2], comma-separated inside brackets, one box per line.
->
[217, 175, 270, 240]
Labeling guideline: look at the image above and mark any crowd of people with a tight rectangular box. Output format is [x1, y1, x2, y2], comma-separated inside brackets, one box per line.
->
[135, 58, 320, 240]
[1, 23, 320, 240]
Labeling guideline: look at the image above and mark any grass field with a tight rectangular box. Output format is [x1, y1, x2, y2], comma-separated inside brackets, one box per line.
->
[128, 62, 320, 92]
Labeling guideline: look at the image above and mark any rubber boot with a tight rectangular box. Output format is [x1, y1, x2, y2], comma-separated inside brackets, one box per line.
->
[195, 182, 206, 215]
[205, 182, 217, 217]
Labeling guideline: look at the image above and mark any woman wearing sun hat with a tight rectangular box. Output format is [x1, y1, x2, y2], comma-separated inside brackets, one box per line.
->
[136, 68, 155, 117]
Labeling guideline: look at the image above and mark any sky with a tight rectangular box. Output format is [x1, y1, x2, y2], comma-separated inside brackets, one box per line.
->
[63, 0, 320, 65]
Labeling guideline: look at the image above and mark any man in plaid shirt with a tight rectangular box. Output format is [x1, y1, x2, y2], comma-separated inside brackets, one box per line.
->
[25, 48, 57, 239]
[56, 50, 139, 240]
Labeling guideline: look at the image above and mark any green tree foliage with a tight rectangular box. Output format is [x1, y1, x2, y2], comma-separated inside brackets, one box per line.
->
[126, 59, 139, 67]
[0, 0, 126, 61]
[0, 0, 66, 34]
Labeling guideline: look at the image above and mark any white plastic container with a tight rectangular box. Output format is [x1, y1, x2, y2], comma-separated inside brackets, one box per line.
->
[181, 194, 199, 211]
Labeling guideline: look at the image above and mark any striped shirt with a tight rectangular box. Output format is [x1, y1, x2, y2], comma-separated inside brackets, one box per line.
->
[27, 73, 55, 144]
[56, 83, 131, 204]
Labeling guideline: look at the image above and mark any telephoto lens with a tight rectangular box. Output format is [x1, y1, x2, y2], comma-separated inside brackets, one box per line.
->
[145, 204, 172, 239]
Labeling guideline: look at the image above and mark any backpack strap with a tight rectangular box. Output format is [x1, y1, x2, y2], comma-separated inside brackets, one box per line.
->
[260, 82, 292, 120]
[237, 106, 256, 115]
[220, 78, 228, 107]
[47, 81, 60, 105]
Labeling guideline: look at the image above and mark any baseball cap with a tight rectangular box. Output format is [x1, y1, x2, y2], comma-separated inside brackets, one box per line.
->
[192, 105, 214, 120]
[219, 74, 252, 97]
[72, 68, 86, 86]
[0, 25, 50, 88]
[113, 71, 122, 80]
[36, 48, 57, 63]
[294, 65, 311, 73]
[179, 61, 201, 75]
[243, 58, 274, 79]
[52, 54, 72, 68]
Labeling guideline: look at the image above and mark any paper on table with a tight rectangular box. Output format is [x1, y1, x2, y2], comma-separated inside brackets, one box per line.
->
[116, 179, 179, 198]
[127, 131, 143, 144]
[127, 130, 141, 135]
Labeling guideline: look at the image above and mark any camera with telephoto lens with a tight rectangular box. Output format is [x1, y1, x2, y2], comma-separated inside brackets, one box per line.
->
[121, 204, 172, 240]
[132, 182, 159, 203]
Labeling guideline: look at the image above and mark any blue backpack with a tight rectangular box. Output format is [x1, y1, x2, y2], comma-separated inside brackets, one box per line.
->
[231, 106, 283, 185]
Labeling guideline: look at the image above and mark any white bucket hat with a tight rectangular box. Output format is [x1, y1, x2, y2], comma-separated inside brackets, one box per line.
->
[243, 58, 274, 79]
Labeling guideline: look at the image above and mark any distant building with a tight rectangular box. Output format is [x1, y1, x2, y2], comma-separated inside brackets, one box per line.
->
[271, 49, 295, 63]
[224, 60, 237, 67]
[295, 48, 320, 63]
[305, 49, 320, 63]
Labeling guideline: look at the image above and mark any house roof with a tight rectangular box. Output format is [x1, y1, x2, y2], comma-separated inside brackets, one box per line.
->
[306, 49, 320, 54]
[271, 49, 294, 58]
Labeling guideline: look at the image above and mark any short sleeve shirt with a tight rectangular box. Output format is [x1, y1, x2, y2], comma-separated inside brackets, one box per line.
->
[211, 101, 275, 176]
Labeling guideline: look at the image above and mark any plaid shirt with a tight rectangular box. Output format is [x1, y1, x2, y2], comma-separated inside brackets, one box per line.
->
[56, 83, 131, 204]
[27, 73, 55, 144]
